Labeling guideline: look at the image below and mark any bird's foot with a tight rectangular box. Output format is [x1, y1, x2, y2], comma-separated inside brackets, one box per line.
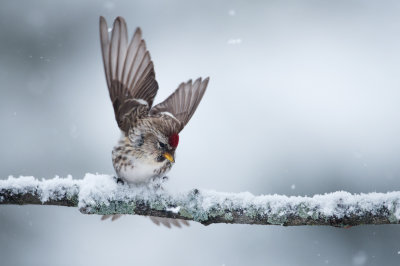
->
[113, 176, 125, 185]
[149, 175, 169, 190]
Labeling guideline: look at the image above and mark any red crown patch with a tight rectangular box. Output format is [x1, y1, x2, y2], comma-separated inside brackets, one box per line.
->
[169, 133, 179, 148]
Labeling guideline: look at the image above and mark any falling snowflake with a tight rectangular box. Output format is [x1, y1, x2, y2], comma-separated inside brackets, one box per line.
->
[227, 38, 242, 45]
[352, 251, 367, 265]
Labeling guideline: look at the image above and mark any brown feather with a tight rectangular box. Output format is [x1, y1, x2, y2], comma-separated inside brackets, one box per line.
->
[100, 16, 159, 133]
[150, 77, 209, 132]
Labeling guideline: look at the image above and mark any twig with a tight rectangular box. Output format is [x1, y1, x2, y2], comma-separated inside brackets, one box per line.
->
[1, 174, 399, 227]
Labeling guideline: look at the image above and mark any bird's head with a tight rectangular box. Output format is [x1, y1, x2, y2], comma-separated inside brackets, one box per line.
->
[127, 116, 180, 164]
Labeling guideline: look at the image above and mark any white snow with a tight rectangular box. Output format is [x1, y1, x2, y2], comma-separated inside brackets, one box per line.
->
[78, 173, 119, 207]
[1, 173, 400, 222]
[0, 175, 79, 203]
[227, 38, 242, 45]
[197, 189, 400, 221]
[77, 173, 162, 209]
[166, 206, 181, 213]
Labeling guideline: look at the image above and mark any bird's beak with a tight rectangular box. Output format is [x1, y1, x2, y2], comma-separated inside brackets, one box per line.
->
[163, 152, 174, 163]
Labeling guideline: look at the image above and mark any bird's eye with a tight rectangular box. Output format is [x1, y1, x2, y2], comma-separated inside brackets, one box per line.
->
[158, 142, 167, 149]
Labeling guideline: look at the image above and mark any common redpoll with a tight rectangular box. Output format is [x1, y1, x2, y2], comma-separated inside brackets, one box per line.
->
[99, 16, 209, 227]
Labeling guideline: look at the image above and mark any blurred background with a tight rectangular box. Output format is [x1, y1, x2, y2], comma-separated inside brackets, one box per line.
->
[1, 0, 400, 265]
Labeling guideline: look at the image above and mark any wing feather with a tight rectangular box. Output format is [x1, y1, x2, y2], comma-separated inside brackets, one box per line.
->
[100, 16, 159, 133]
[150, 77, 209, 132]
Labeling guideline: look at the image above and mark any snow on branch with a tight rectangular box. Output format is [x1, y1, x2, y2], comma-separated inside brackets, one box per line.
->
[1, 174, 400, 227]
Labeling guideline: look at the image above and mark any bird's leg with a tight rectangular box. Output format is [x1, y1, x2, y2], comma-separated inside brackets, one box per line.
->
[113, 175, 126, 185]
[149, 175, 169, 191]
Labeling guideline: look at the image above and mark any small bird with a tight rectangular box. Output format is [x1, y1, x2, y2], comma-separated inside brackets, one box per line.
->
[99, 17, 209, 226]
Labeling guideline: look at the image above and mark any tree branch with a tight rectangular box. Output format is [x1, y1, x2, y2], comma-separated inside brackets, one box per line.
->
[1, 174, 399, 227]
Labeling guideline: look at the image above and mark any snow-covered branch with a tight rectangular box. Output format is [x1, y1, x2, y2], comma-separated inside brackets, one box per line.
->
[1, 174, 400, 227]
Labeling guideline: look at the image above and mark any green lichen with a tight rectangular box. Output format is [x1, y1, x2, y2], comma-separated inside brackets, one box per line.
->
[388, 202, 398, 223]
[267, 211, 288, 225]
[245, 206, 259, 219]
[297, 203, 311, 219]
[310, 211, 319, 220]
[178, 208, 193, 219]
[192, 210, 208, 222]
[224, 212, 233, 221]
[115, 201, 136, 214]
[88, 200, 137, 215]
[149, 198, 167, 211]
[180, 189, 211, 222]
[96, 203, 114, 215]
[66, 194, 79, 205]
[208, 207, 225, 218]
[388, 213, 397, 223]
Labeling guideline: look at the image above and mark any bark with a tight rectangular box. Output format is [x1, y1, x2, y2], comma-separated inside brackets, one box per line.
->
[1, 174, 399, 227]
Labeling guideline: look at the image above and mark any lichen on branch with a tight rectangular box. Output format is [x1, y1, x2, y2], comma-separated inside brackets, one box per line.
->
[1, 174, 400, 227]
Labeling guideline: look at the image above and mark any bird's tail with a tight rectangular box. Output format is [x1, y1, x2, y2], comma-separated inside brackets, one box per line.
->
[100, 215, 190, 228]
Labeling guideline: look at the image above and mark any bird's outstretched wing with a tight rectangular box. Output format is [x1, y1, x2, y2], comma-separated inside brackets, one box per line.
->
[150, 78, 209, 132]
[100, 16, 159, 133]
